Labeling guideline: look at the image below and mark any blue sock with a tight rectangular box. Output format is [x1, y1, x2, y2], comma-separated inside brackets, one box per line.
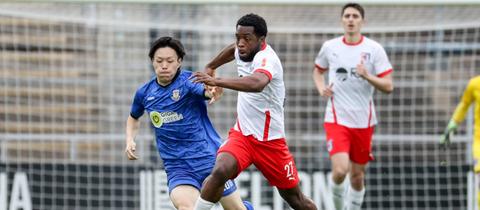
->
[243, 201, 254, 210]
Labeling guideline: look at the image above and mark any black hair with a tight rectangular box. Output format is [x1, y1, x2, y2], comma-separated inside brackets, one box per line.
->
[236, 13, 268, 37]
[148, 36, 185, 60]
[342, 3, 365, 19]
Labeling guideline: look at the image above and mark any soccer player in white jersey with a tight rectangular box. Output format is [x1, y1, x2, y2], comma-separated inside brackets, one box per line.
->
[313, 3, 394, 210]
[191, 13, 317, 210]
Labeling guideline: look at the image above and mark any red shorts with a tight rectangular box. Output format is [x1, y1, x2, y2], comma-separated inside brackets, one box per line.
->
[324, 123, 375, 164]
[218, 128, 300, 189]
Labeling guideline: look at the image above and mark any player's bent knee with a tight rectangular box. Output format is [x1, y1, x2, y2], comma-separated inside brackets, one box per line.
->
[350, 172, 365, 188]
[210, 165, 232, 183]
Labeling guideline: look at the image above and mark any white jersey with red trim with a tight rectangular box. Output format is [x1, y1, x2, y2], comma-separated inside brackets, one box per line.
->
[314, 36, 393, 128]
[233, 43, 286, 141]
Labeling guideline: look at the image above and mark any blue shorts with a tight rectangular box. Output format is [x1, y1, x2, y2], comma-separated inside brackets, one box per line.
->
[165, 160, 237, 196]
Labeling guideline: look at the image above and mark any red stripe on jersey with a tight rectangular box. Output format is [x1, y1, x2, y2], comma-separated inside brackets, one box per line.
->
[377, 69, 393, 78]
[254, 69, 273, 81]
[342, 36, 364, 46]
[368, 100, 372, 127]
[315, 64, 327, 73]
[263, 111, 271, 141]
[331, 96, 337, 124]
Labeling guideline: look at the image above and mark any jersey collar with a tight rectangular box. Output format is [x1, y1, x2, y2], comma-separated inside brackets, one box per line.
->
[342, 35, 364, 46]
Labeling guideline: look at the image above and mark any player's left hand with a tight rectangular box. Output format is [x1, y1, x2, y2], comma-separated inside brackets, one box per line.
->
[356, 62, 369, 79]
[190, 71, 217, 86]
[440, 120, 458, 149]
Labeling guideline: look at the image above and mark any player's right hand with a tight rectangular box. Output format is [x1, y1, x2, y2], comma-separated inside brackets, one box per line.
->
[320, 83, 334, 98]
[440, 120, 457, 149]
[125, 140, 138, 160]
[205, 67, 215, 77]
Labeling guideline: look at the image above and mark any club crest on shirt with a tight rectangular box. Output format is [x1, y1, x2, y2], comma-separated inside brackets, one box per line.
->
[171, 89, 180, 101]
[361, 52, 371, 63]
[261, 58, 267, 67]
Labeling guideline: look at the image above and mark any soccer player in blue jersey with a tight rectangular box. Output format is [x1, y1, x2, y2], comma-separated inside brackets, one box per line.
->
[125, 36, 252, 210]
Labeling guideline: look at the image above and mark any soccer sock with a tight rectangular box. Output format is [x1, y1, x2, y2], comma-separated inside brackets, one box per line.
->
[330, 176, 346, 210]
[194, 197, 215, 210]
[243, 200, 254, 210]
[345, 187, 365, 210]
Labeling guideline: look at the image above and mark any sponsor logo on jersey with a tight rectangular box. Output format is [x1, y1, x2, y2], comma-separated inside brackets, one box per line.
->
[149, 111, 163, 128]
[171, 89, 180, 101]
[149, 111, 183, 128]
[336, 68, 348, 82]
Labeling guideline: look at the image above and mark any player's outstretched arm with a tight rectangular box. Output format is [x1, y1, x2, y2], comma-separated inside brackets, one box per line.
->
[191, 71, 269, 92]
[125, 115, 140, 160]
[204, 43, 236, 76]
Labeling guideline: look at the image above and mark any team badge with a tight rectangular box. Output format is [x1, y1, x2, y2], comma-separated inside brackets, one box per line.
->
[149, 111, 163, 128]
[261, 58, 267, 67]
[171, 89, 180, 101]
[361, 52, 371, 63]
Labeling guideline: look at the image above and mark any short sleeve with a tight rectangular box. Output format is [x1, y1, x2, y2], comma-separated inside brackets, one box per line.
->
[185, 77, 207, 99]
[314, 43, 329, 73]
[130, 88, 145, 119]
[252, 53, 275, 81]
[374, 45, 393, 78]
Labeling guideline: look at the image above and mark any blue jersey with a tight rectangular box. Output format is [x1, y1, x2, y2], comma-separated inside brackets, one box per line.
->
[130, 70, 221, 171]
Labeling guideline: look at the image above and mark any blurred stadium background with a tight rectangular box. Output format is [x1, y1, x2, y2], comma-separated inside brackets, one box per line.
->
[0, 1, 479, 209]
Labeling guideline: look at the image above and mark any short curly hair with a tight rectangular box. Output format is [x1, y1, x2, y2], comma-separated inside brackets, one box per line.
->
[236, 13, 268, 37]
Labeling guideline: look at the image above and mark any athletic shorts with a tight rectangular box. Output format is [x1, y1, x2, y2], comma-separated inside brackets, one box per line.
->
[165, 159, 237, 196]
[217, 128, 300, 190]
[324, 123, 375, 164]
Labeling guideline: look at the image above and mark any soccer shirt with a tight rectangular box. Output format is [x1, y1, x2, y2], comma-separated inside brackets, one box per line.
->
[233, 43, 286, 141]
[451, 76, 480, 164]
[130, 70, 221, 171]
[315, 36, 393, 128]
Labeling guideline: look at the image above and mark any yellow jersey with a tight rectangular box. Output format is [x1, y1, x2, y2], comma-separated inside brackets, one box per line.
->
[452, 76, 480, 170]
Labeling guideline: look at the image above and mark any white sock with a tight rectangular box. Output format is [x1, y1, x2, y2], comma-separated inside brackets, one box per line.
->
[330, 176, 346, 210]
[194, 197, 215, 210]
[345, 187, 365, 210]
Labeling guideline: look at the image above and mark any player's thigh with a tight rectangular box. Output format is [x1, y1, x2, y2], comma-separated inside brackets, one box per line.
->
[170, 185, 200, 210]
[219, 190, 246, 210]
[252, 139, 299, 189]
[350, 126, 375, 164]
[330, 152, 350, 175]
